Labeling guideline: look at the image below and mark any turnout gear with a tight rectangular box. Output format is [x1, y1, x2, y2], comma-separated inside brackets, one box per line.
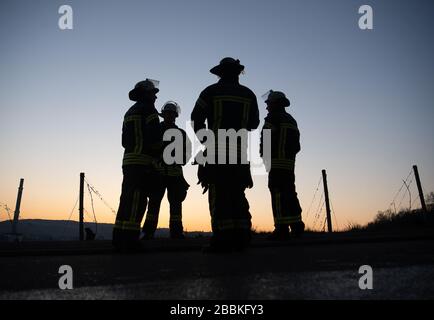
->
[121, 101, 163, 167]
[260, 93, 303, 237]
[192, 58, 259, 250]
[113, 86, 164, 249]
[142, 111, 191, 239]
[115, 165, 164, 245]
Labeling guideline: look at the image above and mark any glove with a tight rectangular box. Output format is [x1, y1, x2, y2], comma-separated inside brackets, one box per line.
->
[197, 180, 209, 194]
[245, 166, 254, 189]
[197, 164, 209, 194]
[246, 180, 253, 189]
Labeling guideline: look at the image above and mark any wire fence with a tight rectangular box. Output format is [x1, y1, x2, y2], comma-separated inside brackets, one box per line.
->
[2, 166, 429, 237]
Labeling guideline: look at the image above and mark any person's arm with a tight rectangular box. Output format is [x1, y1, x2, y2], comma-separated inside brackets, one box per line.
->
[182, 129, 192, 165]
[122, 114, 141, 152]
[260, 115, 275, 172]
[248, 92, 260, 131]
[285, 118, 301, 156]
[259, 123, 265, 159]
[191, 92, 208, 137]
[121, 118, 129, 149]
[144, 111, 163, 157]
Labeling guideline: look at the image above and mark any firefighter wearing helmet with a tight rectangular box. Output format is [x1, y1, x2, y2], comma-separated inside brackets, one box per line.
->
[191, 57, 260, 252]
[113, 79, 165, 251]
[142, 101, 191, 239]
[260, 90, 305, 240]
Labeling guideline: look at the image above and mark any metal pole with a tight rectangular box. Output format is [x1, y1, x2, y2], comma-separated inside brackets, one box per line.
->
[12, 178, 24, 234]
[79, 172, 85, 241]
[322, 170, 333, 233]
[413, 165, 427, 213]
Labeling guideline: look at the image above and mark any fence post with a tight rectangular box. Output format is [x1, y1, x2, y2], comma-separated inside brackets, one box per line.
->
[11, 178, 24, 234]
[322, 170, 333, 233]
[413, 165, 427, 213]
[79, 172, 85, 241]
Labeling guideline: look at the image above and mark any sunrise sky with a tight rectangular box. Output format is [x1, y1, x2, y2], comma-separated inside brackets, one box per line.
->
[1, 0, 433, 233]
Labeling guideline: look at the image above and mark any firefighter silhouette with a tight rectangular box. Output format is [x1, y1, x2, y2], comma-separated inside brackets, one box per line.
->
[191, 57, 260, 252]
[112, 79, 164, 251]
[142, 101, 191, 239]
[260, 90, 305, 240]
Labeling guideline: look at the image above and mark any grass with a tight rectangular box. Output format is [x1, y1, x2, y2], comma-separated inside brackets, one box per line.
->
[365, 208, 433, 230]
[343, 207, 434, 233]
[252, 205, 434, 235]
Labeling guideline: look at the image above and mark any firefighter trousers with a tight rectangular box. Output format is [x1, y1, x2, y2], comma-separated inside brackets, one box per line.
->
[142, 176, 189, 236]
[268, 169, 302, 227]
[113, 165, 164, 246]
[208, 182, 252, 248]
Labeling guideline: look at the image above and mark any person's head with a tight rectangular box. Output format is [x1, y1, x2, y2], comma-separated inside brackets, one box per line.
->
[210, 57, 245, 80]
[129, 79, 159, 104]
[265, 91, 290, 113]
[160, 101, 180, 124]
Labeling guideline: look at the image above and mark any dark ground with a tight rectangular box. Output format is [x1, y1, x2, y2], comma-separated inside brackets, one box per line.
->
[0, 231, 433, 299]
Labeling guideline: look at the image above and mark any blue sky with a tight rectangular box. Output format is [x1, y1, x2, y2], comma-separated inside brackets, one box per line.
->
[1, 0, 433, 231]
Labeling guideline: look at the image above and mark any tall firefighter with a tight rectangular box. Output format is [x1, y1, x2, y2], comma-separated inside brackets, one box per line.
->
[191, 57, 260, 252]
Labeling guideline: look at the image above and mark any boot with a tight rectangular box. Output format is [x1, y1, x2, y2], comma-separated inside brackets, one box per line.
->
[141, 223, 156, 240]
[267, 225, 290, 241]
[202, 232, 233, 254]
[232, 229, 251, 252]
[113, 239, 146, 253]
[170, 224, 185, 239]
[140, 232, 154, 240]
[170, 232, 185, 239]
[290, 221, 305, 238]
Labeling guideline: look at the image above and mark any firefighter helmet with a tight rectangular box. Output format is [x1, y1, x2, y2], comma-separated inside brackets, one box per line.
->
[129, 78, 160, 101]
[262, 90, 290, 107]
[210, 57, 245, 76]
[161, 101, 181, 116]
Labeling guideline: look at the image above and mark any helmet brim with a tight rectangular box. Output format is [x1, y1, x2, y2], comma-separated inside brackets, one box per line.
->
[129, 87, 159, 101]
[160, 109, 179, 116]
[265, 97, 290, 107]
[210, 64, 245, 76]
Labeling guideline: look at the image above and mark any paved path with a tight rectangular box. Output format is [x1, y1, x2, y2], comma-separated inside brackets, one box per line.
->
[1, 232, 433, 299]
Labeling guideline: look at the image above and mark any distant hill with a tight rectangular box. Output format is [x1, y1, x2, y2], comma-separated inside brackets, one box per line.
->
[0, 219, 211, 241]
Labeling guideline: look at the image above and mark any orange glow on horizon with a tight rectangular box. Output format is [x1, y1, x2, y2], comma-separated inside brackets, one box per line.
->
[0, 169, 385, 233]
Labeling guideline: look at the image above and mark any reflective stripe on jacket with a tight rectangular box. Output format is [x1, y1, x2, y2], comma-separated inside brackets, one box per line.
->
[122, 102, 163, 167]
